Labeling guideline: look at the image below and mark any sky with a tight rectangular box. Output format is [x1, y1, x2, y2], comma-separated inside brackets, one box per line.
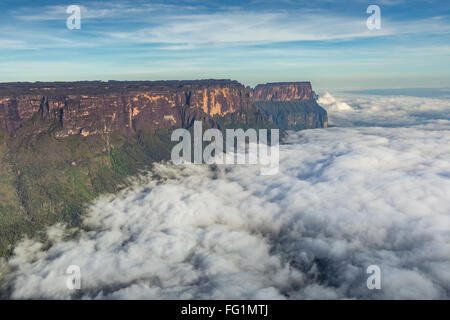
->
[0, 0, 449, 90]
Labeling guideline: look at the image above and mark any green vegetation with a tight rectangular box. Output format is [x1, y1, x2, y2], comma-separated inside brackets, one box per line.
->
[0, 118, 174, 257]
[0, 106, 278, 258]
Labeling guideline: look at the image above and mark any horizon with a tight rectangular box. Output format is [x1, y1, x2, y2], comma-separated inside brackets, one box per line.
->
[0, 78, 449, 95]
[1, 0, 449, 90]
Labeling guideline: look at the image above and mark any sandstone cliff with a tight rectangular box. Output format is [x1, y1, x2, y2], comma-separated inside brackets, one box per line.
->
[252, 82, 328, 130]
[0, 80, 327, 140]
[0, 80, 256, 138]
[0, 80, 327, 257]
[253, 82, 317, 102]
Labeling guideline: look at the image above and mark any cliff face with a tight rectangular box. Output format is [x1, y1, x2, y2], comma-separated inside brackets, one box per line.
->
[252, 82, 328, 129]
[0, 80, 326, 257]
[0, 80, 327, 139]
[252, 82, 317, 102]
[0, 80, 253, 138]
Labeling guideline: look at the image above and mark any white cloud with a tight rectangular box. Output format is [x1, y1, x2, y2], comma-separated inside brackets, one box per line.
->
[106, 10, 389, 46]
[1, 95, 449, 299]
[318, 92, 354, 112]
[102, 9, 450, 47]
[125, 13, 351, 42]
[12, 3, 163, 22]
[0, 39, 31, 50]
[318, 93, 450, 127]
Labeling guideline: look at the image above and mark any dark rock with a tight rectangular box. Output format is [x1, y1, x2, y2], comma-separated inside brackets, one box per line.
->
[252, 82, 328, 129]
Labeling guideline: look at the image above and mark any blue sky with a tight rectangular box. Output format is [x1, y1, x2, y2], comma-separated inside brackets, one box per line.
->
[0, 0, 449, 90]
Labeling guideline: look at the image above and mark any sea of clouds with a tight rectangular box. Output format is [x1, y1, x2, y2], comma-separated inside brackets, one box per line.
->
[318, 92, 450, 127]
[1, 94, 449, 299]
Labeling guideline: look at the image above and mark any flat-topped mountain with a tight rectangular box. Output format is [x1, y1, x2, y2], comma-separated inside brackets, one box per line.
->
[0, 80, 327, 138]
[0, 80, 254, 137]
[252, 82, 327, 130]
[0, 79, 327, 257]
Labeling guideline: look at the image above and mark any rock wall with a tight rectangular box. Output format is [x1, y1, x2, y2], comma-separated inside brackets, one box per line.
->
[0, 80, 253, 137]
[252, 82, 328, 129]
[0, 80, 328, 138]
[252, 82, 316, 102]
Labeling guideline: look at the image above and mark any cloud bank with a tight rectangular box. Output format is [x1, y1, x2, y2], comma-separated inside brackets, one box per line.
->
[318, 92, 354, 112]
[318, 92, 450, 128]
[1, 94, 449, 299]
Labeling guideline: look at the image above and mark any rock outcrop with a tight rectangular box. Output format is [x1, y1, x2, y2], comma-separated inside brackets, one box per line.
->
[0, 80, 255, 137]
[253, 82, 317, 102]
[0, 80, 327, 139]
[0, 80, 327, 257]
[252, 82, 328, 130]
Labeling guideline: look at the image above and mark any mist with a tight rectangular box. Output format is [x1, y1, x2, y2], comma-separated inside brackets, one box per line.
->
[1, 94, 449, 299]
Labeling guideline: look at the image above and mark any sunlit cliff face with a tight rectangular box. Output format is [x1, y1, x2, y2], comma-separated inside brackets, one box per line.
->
[0, 81, 253, 138]
[0, 81, 325, 139]
[252, 82, 314, 102]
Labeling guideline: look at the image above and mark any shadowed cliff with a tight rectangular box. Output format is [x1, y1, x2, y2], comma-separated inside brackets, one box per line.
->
[253, 82, 328, 130]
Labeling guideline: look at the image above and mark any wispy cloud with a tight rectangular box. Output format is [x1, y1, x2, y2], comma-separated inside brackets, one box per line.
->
[107, 10, 450, 47]
[7, 2, 450, 49]
[11, 3, 163, 22]
[318, 92, 450, 126]
[0, 0, 449, 86]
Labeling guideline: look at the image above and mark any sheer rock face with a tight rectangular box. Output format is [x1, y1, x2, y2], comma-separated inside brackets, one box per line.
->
[252, 82, 328, 129]
[0, 80, 328, 138]
[252, 82, 316, 102]
[0, 80, 253, 137]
